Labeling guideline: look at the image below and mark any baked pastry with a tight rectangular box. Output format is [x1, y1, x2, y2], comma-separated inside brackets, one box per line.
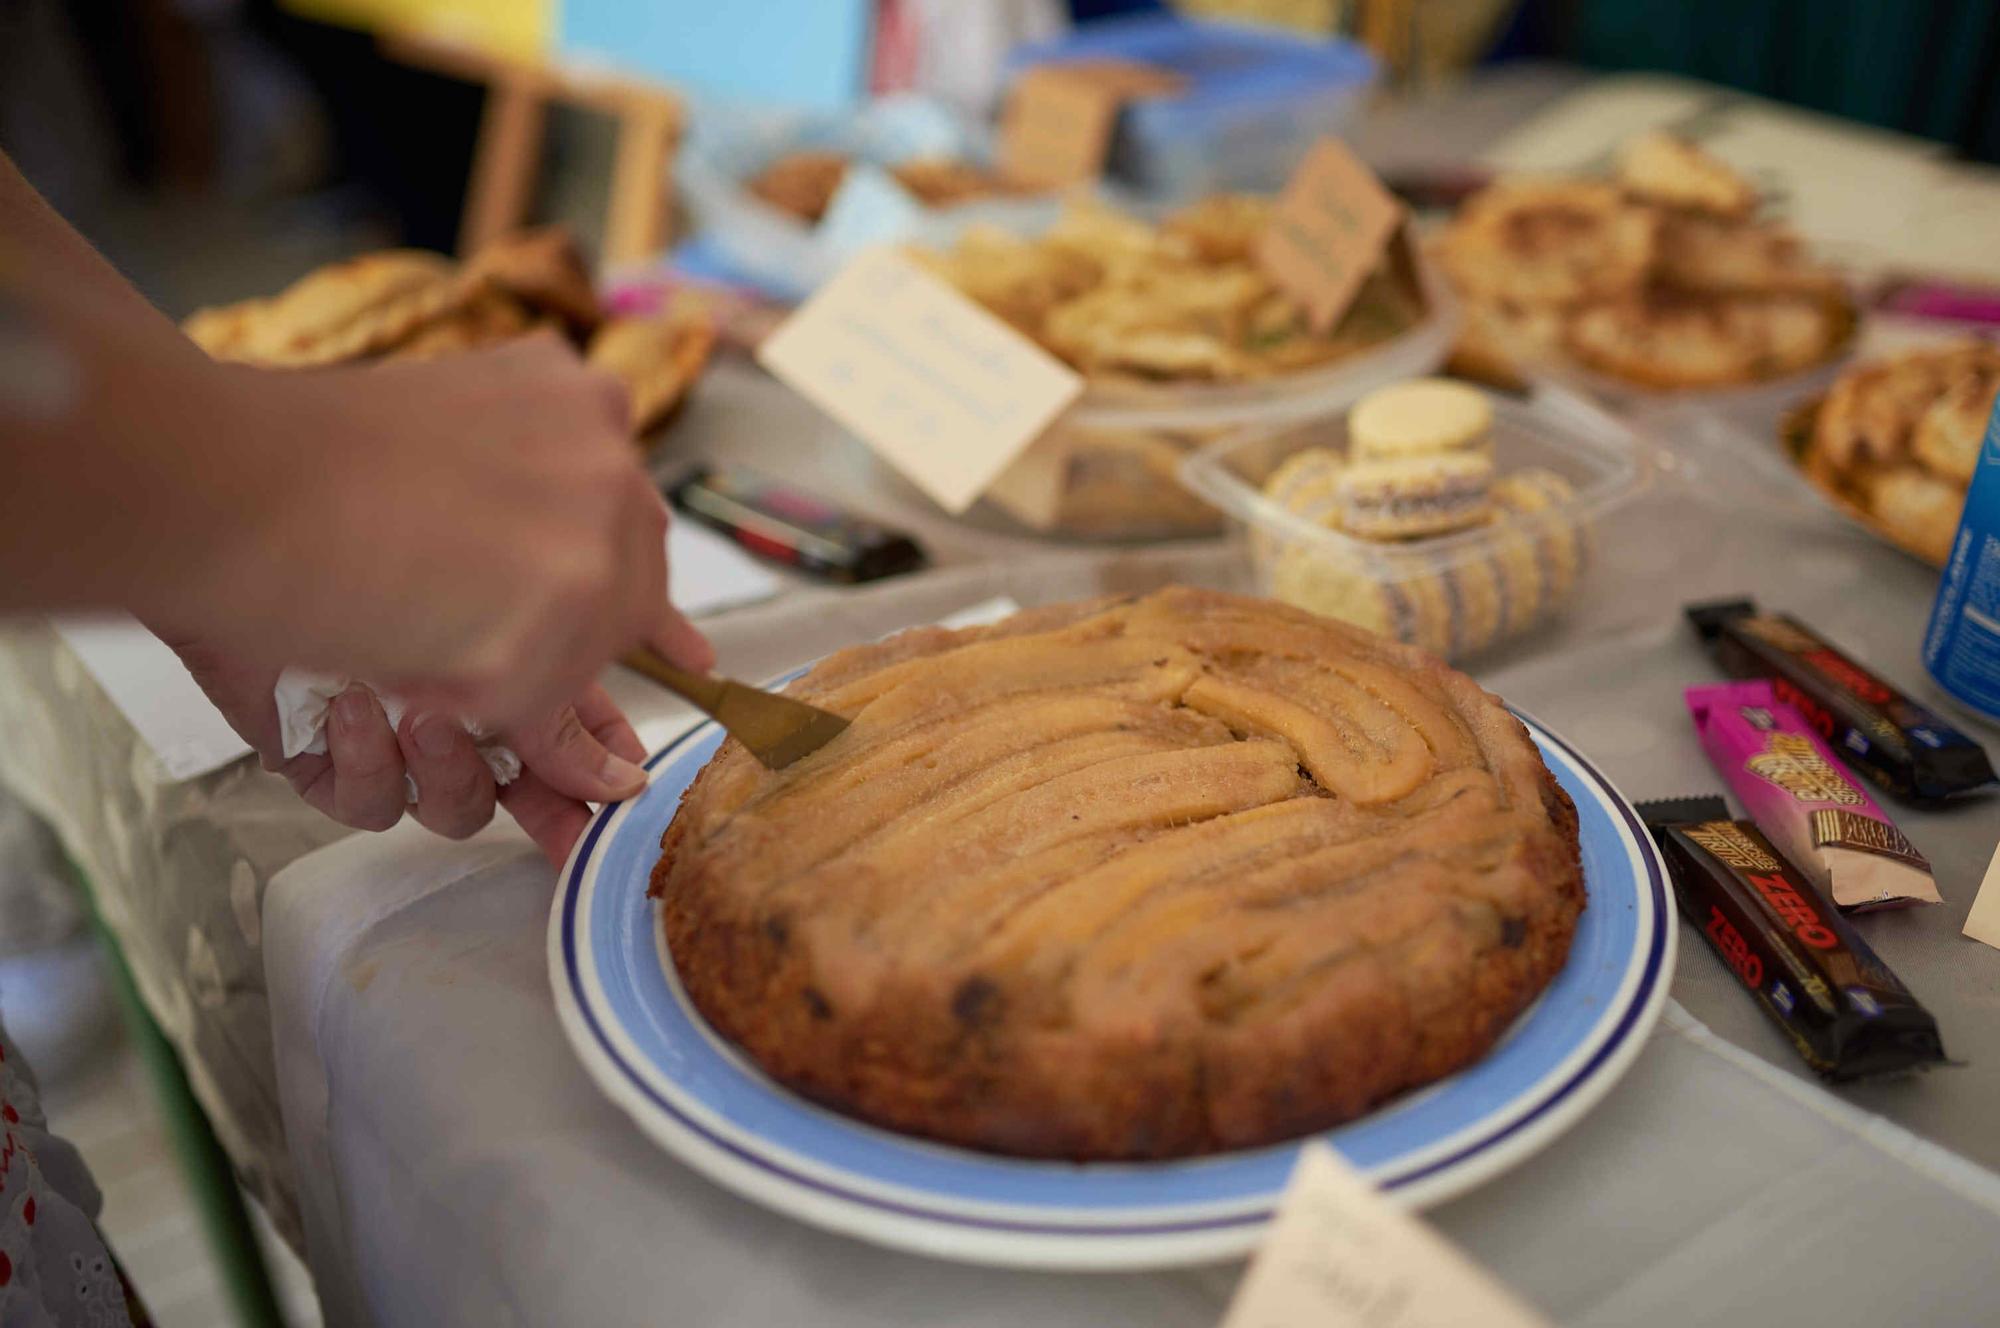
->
[1653, 213, 1838, 298]
[1613, 132, 1757, 220]
[461, 226, 603, 335]
[1433, 133, 1852, 391]
[1348, 378, 1493, 462]
[1434, 180, 1658, 308]
[916, 196, 1425, 385]
[585, 308, 718, 437]
[1335, 453, 1494, 539]
[889, 156, 1005, 209]
[1563, 290, 1846, 390]
[653, 588, 1586, 1159]
[180, 228, 714, 444]
[1789, 341, 2000, 564]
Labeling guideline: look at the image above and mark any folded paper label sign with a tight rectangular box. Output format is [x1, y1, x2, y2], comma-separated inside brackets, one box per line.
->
[1220, 1142, 1552, 1328]
[1963, 843, 2000, 952]
[756, 247, 1083, 514]
[998, 59, 1185, 190]
[1257, 137, 1405, 335]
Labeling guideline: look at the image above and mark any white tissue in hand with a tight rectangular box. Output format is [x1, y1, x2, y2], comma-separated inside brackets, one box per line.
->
[273, 668, 521, 785]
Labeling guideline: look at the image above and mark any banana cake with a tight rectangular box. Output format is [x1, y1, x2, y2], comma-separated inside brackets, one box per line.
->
[651, 588, 1584, 1159]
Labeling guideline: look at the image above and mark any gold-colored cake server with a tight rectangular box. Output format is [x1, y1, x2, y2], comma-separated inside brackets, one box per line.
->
[620, 647, 848, 770]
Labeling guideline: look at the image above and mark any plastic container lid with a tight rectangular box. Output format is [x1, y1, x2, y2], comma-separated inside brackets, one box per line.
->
[1004, 15, 1377, 115]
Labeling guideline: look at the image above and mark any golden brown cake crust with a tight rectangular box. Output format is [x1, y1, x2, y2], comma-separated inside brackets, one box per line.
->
[653, 589, 1585, 1160]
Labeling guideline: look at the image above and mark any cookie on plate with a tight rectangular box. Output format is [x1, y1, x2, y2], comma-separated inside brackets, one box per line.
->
[1856, 464, 1966, 566]
[1434, 179, 1658, 308]
[1563, 290, 1847, 390]
[1613, 132, 1758, 220]
[1912, 369, 2000, 485]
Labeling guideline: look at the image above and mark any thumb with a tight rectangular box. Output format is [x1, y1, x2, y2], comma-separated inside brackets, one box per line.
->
[508, 703, 648, 804]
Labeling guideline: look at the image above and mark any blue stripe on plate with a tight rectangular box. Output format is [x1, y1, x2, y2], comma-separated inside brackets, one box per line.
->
[559, 708, 1668, 1239]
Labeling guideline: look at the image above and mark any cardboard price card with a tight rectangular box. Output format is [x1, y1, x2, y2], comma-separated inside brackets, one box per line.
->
[1221, 1142, 1552, 1328]
[998, 59, 1184, 191]
[756, 248, 1083, 515]
[1256, 138, 1405, 334]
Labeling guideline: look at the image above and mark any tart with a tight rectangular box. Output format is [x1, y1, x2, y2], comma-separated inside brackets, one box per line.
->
[653, 588, 1586, 1159]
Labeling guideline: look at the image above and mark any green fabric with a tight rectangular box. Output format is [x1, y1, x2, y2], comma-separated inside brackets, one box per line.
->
[1560, 0, 2000, 161]
[73, 860, 287, 1328]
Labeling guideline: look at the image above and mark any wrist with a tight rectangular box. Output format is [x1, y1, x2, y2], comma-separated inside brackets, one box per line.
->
[131, 362, 318, 644]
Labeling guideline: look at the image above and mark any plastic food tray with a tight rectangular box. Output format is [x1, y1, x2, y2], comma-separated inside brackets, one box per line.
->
[1179, 385, 1652, 660]
[980, 249, 1462, 542]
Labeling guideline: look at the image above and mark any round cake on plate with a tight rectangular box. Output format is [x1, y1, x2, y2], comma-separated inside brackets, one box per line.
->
[652, 587, 1584, 1160]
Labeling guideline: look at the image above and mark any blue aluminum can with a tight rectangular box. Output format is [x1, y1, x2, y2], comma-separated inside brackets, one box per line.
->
[1923, 390, 2000, 721]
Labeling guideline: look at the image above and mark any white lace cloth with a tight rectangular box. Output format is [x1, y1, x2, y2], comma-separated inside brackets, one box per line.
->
[0, 1021, 130, 1328]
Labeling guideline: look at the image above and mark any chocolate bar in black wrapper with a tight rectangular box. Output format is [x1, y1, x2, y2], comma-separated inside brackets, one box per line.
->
[1685, 599, 1996, 803]
[1639, 797, 1946, 1080]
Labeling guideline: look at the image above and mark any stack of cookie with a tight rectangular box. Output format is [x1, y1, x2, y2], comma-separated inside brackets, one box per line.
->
[1256, 379, 1587, 660]
[1434, 133, 1852, 393]
[181, 228, 716, 442]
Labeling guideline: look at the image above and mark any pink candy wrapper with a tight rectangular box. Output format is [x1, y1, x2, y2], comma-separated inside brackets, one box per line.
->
[1687, 679, 1941, 912]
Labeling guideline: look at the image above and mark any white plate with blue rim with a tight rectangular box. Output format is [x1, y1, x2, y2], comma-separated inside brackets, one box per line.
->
[550, 688, 1675, 1270]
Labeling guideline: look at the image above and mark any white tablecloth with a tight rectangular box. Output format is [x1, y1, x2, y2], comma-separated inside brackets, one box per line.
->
[263, 532, 2000, 1327]
[265, 814, 2000, 1328]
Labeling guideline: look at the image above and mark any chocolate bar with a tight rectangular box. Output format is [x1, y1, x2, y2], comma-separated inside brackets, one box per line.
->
[1686, 680, 1940, 912]
[1686, 599, 1997, 802]
[1640, 797, 1946, 1080]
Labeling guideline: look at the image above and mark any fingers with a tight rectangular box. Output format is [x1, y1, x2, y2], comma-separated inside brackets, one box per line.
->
[500, 771, 594, 869]
[398, 711, 498, 840]
[507, 693, 649, 804]
[501, 685, 649, 866]
[324, 686, 409, 831]
[573, 682, 646, 765]
[650, 604, 716, 674]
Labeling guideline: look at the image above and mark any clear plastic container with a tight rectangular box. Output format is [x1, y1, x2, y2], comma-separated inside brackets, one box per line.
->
[1005, 16, 1379, 200]
[980, 251, 1462, 541]
[1179, 385, 1652, 660]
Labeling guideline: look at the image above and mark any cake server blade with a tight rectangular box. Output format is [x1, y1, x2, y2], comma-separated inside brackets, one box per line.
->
[619, 647, 848, 770]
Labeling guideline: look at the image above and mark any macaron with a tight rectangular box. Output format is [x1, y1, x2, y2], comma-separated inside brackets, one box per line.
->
[1492, 468, 1585, 604]
[1260, 447, 1346, 525]
[1271, 545, 1410, 644]
[1254, 446, 1346, 565]
[1442, 552, 1508, 659]
[1348, 379, 1494, 463]
[1335, 452, 1495, 540]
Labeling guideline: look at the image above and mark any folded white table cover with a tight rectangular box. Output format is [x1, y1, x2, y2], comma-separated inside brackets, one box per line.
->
[265, 806, 2000, 1328]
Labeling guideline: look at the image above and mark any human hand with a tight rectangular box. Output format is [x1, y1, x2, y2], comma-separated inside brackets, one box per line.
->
[159, 334, 712, 732]
[159, 629, 669, 866]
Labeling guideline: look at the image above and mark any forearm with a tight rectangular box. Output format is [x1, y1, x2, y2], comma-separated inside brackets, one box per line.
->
[0, 154, 285, 624]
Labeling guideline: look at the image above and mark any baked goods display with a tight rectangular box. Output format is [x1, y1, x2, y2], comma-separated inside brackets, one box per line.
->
[1785, 340, 2000, 565]
[745, 149, 1024, 223]
[904, 194, 1433, 540]
[1247, 379, 1588, 659]
[652, 587, 1585, 1159]
[181, 228, 716, 440]
[1434, 132, 1852, 392]
[915, 195, 1425, 385]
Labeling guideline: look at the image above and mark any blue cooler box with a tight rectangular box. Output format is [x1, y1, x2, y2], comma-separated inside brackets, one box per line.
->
[1007, 16, 1378, 199]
